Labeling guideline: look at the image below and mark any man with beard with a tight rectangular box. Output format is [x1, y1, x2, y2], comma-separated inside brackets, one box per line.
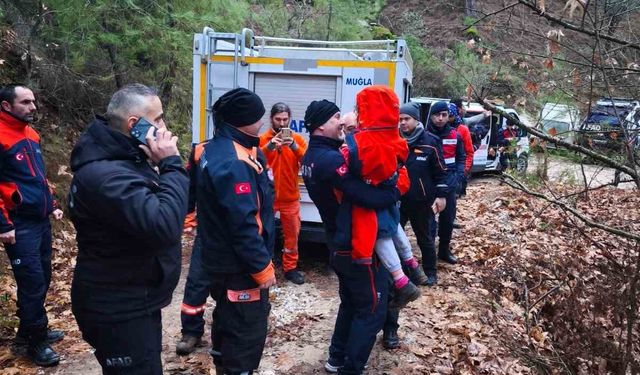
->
[0, 84, 64, 366]
[69, 83, 188, 373]
[259, 102, 307, 284]
[301, 99, 401, 374]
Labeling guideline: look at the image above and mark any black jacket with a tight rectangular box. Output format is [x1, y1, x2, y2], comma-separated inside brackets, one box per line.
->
[196, 123, 275, 276]
[403, 128, 450, 202]
[69, 117, 189, 322]
[301, 135, 401, 251]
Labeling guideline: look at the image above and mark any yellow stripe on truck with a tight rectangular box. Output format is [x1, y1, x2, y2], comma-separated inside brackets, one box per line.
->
[200, 62, 207, 142]
[209, 56, 396, 92]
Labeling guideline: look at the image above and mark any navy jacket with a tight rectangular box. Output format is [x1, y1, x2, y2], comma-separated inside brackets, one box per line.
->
[0, 111, 55, 231]
[197, 123, 275, 276]
[69, 117, 189, 322]
[428, 122, 466, 191]
[403, 127, 450, 203]
[302, 135, 401, 251]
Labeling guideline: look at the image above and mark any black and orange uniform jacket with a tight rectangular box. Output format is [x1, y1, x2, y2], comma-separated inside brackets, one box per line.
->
[0, 111, 56, 232]
[301, 135, 402, 252]
[197, 123, 276, 284]
[68, 116, 189, 322]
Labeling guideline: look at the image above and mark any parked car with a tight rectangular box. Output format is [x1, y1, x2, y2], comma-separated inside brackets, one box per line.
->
[576, 98, 640, 152]
[410, 98, 530, 174]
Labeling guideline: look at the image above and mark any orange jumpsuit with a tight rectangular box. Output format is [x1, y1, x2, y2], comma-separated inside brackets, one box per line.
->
[259, 130, 307, 272]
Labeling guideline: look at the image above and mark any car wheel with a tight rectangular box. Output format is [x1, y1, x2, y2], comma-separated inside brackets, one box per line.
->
[516, 155, 528, 174]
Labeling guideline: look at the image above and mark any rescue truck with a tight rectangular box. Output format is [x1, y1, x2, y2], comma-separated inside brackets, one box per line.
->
[191, 27, 414, 242]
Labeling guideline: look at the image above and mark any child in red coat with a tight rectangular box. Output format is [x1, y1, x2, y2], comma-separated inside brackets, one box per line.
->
[338, 85, 428, 307]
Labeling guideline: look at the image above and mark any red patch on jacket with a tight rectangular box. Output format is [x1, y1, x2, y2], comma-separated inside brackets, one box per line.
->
[234, 182, 251, 194]
[336, 163, 348, 176]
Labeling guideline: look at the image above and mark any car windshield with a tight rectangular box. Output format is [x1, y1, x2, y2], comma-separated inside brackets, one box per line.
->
[583, 104, 632, 127]
[542, 120, 571, 133]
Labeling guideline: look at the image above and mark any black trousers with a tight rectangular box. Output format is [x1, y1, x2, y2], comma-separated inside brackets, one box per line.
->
[327, 251, 389, 375]
[181, 236, 210, 337]
[383, 276, 400, 335]
[75, 311, 163, 375]
[4, 217, 52, 342]
[400, 200, 437, 276]
[209, 273, 270, 374]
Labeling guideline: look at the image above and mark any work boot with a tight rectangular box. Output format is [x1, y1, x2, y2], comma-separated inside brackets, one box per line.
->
[452, 222, 464, 229]
[176, 334, 202, 355]
[438, 251, 458, 265]
[15, 329, 64, 346]
[284, 269, 305, 285]
[324, 356, 344, 373]
[389, 281, 421, 309]
[27, 341, 60, 367]
[426, 273, 438, 286]
[406, 265, 429, 286]
[382, 330, 400, 350]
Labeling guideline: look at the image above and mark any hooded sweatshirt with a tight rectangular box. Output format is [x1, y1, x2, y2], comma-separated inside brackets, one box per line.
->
[69, 116, 189, 322]
[337, 86, 409, 264]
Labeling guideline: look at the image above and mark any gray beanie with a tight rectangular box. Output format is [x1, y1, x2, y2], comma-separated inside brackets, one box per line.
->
[400, 102, 421, 122]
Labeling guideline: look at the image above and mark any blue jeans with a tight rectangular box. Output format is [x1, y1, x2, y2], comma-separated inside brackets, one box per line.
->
[181, 235, 210, 337]
[4, 217, 52, 339]
[328, 251, 389, 375]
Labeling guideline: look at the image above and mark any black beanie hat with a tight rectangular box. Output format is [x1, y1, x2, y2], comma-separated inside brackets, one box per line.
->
[400, 102, 421, 122]
[430, 101, 449, 116]
[304, 100, 340, 133]
[212, 88, 265, 127]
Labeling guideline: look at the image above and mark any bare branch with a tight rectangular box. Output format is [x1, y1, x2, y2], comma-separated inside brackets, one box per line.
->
[517, 0, 640, 51]
[477, 100, 639, 183]
[462, 1, 520, 31]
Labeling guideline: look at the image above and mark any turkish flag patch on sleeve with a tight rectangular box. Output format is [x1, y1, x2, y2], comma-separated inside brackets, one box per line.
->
[234, 182, 251, 194]
[335, 163, 348, 176]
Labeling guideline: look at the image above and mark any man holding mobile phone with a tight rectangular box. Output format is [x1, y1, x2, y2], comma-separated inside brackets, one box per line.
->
[68, 83, 188, 374]
[259, 102, 308, 285]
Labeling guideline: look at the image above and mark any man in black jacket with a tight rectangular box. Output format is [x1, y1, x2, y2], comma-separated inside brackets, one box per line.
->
[68, 83, 189, 374]
[399, 102, 449, 285]
[302, 100, 402, 375]
[196, 88, 275, 375]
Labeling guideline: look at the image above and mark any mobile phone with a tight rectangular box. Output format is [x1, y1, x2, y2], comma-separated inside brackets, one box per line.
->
[280, 127, 291, 139]
[130, 118, 157, 146]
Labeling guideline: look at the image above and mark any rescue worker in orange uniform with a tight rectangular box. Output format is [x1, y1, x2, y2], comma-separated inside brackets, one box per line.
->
[259, 103, 308, 285]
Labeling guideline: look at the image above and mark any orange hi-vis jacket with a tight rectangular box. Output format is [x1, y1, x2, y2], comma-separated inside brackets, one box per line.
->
[259, 130, 307, 204]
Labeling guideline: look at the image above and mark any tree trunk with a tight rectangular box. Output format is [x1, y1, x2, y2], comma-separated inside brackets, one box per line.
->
[159, 0, 177, 106]
[465, 0, 477, 17]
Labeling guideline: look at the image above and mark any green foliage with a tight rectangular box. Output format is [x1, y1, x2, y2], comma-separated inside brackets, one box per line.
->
[462, 16, 479, 38]
[403, 35, 446, 97]
[443, 42, 493, 95]
[371, 25, 394, 40]
[5, 0, 389, 149]
[396, 10, 427, 39]
[249, 0, 374, 41]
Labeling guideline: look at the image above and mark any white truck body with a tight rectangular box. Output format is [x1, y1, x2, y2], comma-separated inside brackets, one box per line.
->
[539, 103, 580, 145]
[191, 27, 413, 241]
